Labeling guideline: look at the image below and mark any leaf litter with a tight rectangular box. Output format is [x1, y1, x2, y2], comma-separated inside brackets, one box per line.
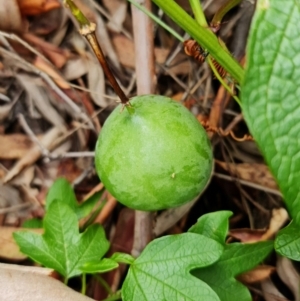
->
[0, 0, 293, 300]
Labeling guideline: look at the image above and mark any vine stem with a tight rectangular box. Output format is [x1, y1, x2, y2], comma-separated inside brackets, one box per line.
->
[189, 0, 207, 27]
[152, 0, 244, 84]
[188, 0, 242, 105]
[211, 0, 242, 29]
[63, 0, 130, 106]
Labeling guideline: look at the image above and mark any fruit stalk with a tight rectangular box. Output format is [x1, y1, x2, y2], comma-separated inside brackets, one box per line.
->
[63, 0, 130, 106]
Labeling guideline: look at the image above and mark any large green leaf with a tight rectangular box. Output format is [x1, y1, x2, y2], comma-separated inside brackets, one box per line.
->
[241, 0, 300, 217]
[14, 200, 109, 279]
[122, 233, 223, 301]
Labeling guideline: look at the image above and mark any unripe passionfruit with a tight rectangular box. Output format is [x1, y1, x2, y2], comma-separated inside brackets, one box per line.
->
[95, 95, 213, 211]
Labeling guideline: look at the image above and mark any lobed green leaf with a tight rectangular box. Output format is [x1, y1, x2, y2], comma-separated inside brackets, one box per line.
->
[122, 233, 223, 301]
[46, 178, 103, 220]
[14, 200, 109, 279]
[193, 241, 274, 301]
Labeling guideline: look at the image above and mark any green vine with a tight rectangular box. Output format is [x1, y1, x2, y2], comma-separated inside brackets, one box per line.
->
[152, 0, 244, 84]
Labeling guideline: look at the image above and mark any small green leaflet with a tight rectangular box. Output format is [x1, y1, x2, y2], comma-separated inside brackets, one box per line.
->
[46, 178, 77, 211]
[111, 252, 135, 265]
[122, 233, 223, 301]
[22, 218, 43, 229]
[80, 258, 119, 274]
[188, 211, 233, 245]
[46, 178, 103, 220]
[14, 200, 109, 279]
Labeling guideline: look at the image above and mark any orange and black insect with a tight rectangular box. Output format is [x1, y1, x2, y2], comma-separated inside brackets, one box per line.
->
[183, 39, 227, 78]
[184, 39, 209, 63]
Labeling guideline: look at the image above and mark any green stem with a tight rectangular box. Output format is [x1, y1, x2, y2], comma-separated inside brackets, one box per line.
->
[64, 0, 90, 26]
[100, 291, 122, 301]
[64, 0, 129, 105]
[152, 0, 244, 84]
[188, 0, 240, 105]
[95, 275, 113, 295]
[211, 0, 242, 28]
[208, 57, 241, 106]
[189, 0, 207, 27]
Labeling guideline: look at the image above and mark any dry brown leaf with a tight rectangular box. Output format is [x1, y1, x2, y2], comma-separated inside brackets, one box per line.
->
[4, 127, 64, 183]
[10, 166, 35, 187]
[102, 0, 124, 15]
[261, 278, 287, 301]
[261, 208, 289, 240]
[112, 34, 135, 68]
[9, 166, 41, 206]
[62, 57, 88, 81]
[17, 0, 61, 15]
[208, 86, 231, 139]
[0, 169, 6, 180]
[47, 7, 69, 46]
[229, 228, 267, 243]
[229, 209, 288, 242]
[17, 74, 67, 130]
[0, 102, 15, 122]
[0, 184, 22, 209]
[86, 53, 107, 107]
[0, 227, 43, 260]
[155, 48, 190, 75]
[216, 160, 278, 190]
[277, 256, 300, 301]
[95, 14, 122, 71]
[238, 265, 275, 284]
[0, 263, 54, 276]
[0, 134, 33, 159]
[112, 34, 190, 74]
[0, 0, 24, 32]
[106, 0, 127, 32]
[34, 56, 70, 89]
[56, 158, 82, 183]
[94, 193, 118, 224]
[23, 33, 69, 68]
[0, 263, 95, 301]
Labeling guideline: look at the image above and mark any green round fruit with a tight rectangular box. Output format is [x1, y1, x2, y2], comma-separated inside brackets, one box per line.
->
[95, 95, 213, 211]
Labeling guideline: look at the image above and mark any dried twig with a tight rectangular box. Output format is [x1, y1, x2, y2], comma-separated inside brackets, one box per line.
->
[18, 114, 50, 157]
[130, 0, 156, 257]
